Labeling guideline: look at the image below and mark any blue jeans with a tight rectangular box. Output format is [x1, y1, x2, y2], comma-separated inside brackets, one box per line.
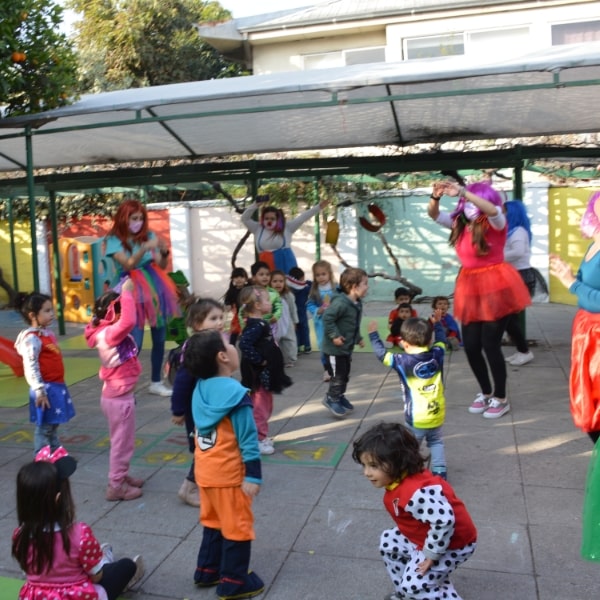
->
[410, 425, 446, 475]
[34, 423, 60, 454]
[131, 324, 166, 382]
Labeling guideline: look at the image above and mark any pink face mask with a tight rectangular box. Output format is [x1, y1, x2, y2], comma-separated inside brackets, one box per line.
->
[129, 221, 143, 234]
[463, 202, 481, 221]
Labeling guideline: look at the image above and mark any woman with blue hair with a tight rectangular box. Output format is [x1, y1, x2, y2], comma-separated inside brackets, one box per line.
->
[503, 200, 536, 366]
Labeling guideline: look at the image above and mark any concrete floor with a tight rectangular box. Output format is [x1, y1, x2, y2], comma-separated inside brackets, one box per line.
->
[0, 302, 596, 600]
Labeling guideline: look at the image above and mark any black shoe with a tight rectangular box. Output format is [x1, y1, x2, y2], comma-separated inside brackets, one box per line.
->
[339, 395, 354, 413]
[216, 571, 264, 599]
[195, 567, 220, 587]
[322, 395, 346, 418]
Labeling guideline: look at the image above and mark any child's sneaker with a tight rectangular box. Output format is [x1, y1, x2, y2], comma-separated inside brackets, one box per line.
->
[339, 395, 354, 413]
[483, 398, 510, 419]
[195, 567, 220, 587]
[124, 555, 145, 591]
[148, 381, 172, 397]
[217, 571, 264, 600]
[468, 393, 490, 414]
[258, 439, 274, 455]
[106, 482, 143, 501]
[508, 351, 534, 366]
[322, 395, 346, 418]
[99, 543, 114, 567]
[125, 474, 144, 488]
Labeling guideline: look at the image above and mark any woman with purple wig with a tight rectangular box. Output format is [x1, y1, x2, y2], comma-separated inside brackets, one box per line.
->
[428, 180, 530, 419]
[550, 191, 600, 444]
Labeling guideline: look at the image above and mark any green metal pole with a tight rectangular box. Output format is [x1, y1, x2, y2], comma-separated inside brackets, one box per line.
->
[8, 196, 19, 292]
[314, 178, 321, 260]
[251, 178, 259, 262]
[513, 158, 527, 338]
[25, 126, 40, 290]
[49, 191, 66, 335]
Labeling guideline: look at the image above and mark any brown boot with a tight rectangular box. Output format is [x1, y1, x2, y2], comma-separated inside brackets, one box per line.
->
[125, 475, 145, 488]
[106, 482, 143, 501]
[178, 478, 200, 507]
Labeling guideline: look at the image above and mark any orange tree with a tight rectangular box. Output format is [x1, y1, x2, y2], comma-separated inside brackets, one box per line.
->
[1, 0, 78, 116]
[68, 0, 245, 93]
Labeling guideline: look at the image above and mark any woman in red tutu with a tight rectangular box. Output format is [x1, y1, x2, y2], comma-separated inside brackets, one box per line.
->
[428, 180, 530, 419]
[550, 191, 600, 444]
[105, 200, 179, 397]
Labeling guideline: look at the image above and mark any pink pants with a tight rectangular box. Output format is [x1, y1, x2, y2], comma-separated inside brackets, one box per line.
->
[101, 391, 136, 488]
[252, 386, 273, 440]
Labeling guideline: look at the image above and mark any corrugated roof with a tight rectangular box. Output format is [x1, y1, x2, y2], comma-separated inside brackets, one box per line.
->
[237, 0, 533, 31]
[1, 43, 600, 173]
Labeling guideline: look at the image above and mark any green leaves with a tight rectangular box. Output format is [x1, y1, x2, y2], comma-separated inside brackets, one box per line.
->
[70, 0, 245, 93]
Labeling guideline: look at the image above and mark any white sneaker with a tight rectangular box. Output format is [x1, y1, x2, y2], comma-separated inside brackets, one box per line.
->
[509, 351, 534, 366]
[258, 439, 275, 455]
[504, 353, 517, 363]
[148, 381, 172, 397]
[124, 555, 145, 591]
[99, 543, 114, 567]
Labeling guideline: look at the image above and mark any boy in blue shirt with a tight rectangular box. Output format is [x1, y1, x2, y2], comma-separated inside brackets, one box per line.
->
[368, 309, 449, 479]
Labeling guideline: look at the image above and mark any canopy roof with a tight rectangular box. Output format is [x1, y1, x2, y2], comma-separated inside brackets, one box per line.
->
[1, 42, 600, 174]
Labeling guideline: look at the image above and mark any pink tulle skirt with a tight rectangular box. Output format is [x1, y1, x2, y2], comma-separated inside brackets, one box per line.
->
[127, 263, 180, 328]
[454, 262, 531, 325]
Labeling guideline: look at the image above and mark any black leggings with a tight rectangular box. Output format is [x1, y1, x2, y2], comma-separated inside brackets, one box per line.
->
[462, 316, 510, 399]
[101, 558, 136, 600]
[505, 312, 529, 354]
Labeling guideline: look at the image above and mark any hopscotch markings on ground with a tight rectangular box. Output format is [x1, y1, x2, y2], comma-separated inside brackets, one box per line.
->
[0, 424, 347, 469]
[0, 424, 191, 467]
[262, 441, 347, 467]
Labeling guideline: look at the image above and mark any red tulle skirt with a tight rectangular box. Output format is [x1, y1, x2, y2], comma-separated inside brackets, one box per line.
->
[454, 262, 531, 325]
[570, 310, 600, 433]
[127, 263, 180, 328]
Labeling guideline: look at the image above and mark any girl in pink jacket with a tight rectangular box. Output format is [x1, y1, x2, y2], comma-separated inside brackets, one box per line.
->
[85, 278, 144, 501]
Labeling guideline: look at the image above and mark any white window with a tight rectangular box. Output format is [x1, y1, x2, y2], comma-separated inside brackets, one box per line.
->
[552, 20, 600, 44]
[303, 51, 343, 70]
[467, 27, 531, 58]
[404, 34, 464, 60]
[302, 46, 385, 70]
[344, 46, 386, 65]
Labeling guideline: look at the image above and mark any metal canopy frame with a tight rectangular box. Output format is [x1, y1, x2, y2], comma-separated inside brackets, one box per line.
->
[2, 42, 600, 308]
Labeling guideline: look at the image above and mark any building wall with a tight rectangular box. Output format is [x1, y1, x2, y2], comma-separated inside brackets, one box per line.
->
[1, 184, 585, 315]
[253, 31, 385, 73]
[249, 2, 600, 73]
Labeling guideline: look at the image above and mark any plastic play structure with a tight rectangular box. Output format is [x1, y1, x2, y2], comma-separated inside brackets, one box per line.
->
[53, 236, 117, 323]
[0, 336, 23, 377]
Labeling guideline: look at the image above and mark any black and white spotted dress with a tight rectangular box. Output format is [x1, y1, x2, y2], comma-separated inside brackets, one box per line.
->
[380, 470, 477, 600]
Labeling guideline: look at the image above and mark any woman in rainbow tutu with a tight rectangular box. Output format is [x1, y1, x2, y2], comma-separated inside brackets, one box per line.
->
[105, 199, 179, 396]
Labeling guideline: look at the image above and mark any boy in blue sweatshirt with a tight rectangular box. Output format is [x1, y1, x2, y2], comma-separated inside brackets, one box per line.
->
[368, 308, 449, 479]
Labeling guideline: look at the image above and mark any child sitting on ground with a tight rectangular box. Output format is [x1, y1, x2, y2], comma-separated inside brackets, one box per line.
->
[12, 446, 144, 599]
[387, 287, 417, 347]
[432, 295, 462, 350]
[387, 303, 415, 347]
